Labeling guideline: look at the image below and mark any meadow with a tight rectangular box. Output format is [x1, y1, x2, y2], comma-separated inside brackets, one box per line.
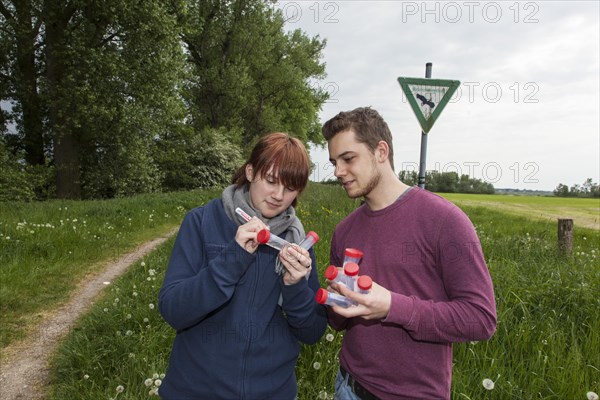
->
[0, 189, 221, 349]
[1, 186, 599, 399]
[441, 193, 600, 231]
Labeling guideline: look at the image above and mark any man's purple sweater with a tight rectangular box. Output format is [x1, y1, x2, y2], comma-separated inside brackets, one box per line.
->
[328, 187, 496, 399]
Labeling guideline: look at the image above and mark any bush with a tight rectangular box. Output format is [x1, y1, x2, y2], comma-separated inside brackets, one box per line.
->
[0, 137, 54, 201]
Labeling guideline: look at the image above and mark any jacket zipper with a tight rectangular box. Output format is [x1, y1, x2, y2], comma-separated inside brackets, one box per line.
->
[240, 251, 260, 399]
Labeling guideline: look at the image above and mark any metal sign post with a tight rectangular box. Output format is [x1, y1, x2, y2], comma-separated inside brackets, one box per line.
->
[418, 63, 432, 188]
[398, 63, 460, 189]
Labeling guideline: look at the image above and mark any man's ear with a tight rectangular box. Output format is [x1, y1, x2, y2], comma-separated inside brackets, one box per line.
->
[245, 164, 254, 182]
[375, 140, 390, 164]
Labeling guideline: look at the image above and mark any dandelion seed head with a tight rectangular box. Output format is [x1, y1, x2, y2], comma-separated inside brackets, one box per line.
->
[313, 362, 321, 370]
[144, 378, 153, 387]
[325, 333, 334, 342]
[115, 385, 124, 393]
[482, 378, 495, 390]
[83, 374, 89, 380]
[149, 303, 155, 309]
[587, 392, 599, 400]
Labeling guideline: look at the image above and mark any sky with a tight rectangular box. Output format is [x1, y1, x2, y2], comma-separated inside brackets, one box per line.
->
[276, 0, 600, 191]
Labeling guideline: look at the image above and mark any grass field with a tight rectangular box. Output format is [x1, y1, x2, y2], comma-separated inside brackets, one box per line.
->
[2, 185, 599, 399]
[441, 193, 600, 230]
[0, 189, 221, 349]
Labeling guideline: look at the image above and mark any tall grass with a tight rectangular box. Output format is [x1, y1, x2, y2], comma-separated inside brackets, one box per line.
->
[0, 189, 220, 348]
[6, 184, 599, 399]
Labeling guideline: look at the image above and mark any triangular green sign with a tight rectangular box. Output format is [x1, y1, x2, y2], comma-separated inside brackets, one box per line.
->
[398, 77, 460, 133]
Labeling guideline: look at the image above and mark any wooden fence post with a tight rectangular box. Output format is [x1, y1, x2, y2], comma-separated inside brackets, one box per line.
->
[557, 218, 573, 256]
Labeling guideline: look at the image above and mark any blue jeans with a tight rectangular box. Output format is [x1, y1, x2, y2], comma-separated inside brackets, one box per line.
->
[334, 369, 361, 400]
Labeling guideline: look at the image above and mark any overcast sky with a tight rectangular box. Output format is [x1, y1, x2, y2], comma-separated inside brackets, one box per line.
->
[277, 0, 600, 191]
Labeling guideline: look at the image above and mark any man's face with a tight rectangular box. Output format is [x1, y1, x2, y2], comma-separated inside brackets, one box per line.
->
[327, 129, 381, 199]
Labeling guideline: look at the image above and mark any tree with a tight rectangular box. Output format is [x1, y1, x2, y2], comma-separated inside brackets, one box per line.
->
[399, 170, 418, 186]
[553, 183, 569, 197]
[2, 0, 328, 199]
[0, 0, 45, 165]
[1, 0, 187, 198]
[398, 170, 495, 194]
[180, 0, 328, 147]
[554, 179, 599, 198]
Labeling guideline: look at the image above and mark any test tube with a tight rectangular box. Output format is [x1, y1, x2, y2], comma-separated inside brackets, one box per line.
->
[343, 262, 360, 291]
[235, 207, 253, 222]
[324, 265, 344, 285]
[357, 275, 373, 294]
[257, 229, 290, 251]
[315, 288, 356, 308]
[343, 248, 364, 267]
[298, 231, 319, 250]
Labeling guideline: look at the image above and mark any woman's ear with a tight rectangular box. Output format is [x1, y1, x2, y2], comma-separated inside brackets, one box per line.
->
[245, 164, 254, 182]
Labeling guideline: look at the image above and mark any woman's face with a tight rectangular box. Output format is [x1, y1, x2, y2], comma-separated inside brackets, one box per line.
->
[246, 164, 299, 219]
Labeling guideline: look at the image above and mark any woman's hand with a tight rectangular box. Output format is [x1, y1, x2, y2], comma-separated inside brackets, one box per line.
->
[235, 217, 268, 254]
[279, 244, 312, 285]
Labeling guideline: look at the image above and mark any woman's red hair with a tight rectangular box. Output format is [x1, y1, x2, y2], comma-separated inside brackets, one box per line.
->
[232, 133, 310, 204]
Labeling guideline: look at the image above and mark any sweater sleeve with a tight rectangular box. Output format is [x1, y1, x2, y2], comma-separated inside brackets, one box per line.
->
[279, 250, 328, 344]
[158, 209, 255, 331]
[384, 207, 497, 343]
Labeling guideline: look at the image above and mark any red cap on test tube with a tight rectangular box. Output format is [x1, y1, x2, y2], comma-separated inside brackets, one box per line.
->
[345, 248, 363, 258]
[357, 275, 373, 292]
[343, 262, 359, 277]
[315, 288, 329, 304]
[299, 231, 320, 250]
[343, 248, 364, 266]
[324, 265, 339, 281]
[315, 288, 356, 308]
[257, 229, 271, 244]
[305, 231, 319, 243]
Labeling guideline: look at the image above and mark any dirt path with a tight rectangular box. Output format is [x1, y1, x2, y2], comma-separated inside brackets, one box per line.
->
[0, 228, 178, 400]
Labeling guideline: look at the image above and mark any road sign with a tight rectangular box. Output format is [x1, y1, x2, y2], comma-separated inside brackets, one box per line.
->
[397, 77, 460, 133]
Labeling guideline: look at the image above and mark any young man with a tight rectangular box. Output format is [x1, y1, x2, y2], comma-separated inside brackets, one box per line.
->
[323, 107, 496, 400]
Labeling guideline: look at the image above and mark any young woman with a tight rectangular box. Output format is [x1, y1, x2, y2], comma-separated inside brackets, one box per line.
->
[158, 132, 326, 399]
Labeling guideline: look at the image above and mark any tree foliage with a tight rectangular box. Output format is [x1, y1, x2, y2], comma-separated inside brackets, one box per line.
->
[553, 179, 599, 198]
[1, 0, 328, 199]
[399, 170, 495, 194]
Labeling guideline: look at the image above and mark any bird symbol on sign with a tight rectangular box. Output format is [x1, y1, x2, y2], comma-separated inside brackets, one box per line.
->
[416, 94, 435, 108]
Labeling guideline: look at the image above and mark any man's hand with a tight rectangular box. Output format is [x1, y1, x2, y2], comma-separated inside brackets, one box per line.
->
[328, 280, 392, 320]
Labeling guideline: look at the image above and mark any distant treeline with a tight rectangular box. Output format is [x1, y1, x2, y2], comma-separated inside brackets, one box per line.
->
[553, 179, 599, 198]
[399, 171, 495, 194]
[320, 171, 495, 194]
